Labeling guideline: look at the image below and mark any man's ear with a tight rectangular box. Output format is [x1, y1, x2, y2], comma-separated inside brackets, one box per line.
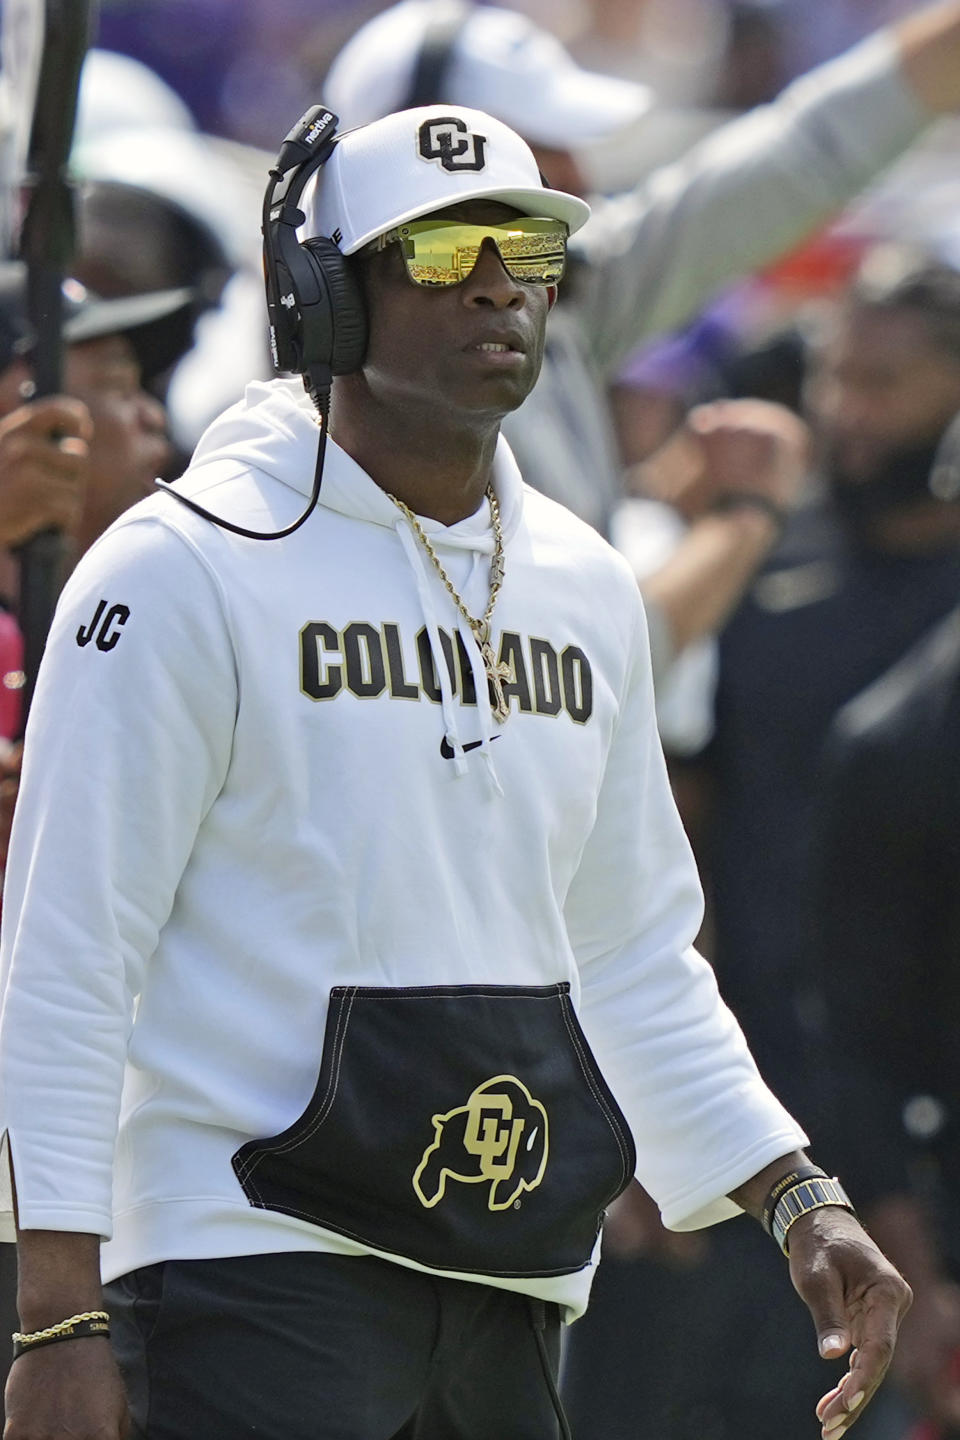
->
[546, 285, 558, 309]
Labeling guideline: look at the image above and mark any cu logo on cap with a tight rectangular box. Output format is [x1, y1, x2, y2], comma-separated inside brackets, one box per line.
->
[418, 117, 487, 173]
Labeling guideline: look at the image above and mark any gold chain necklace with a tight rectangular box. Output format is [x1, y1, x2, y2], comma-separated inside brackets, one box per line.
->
[386, 484, 511, 724]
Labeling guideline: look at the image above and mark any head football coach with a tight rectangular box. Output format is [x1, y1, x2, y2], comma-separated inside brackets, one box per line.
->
[0, 105, 908, 1440]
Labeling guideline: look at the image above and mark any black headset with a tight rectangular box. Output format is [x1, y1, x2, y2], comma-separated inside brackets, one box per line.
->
[159, 104, 366, 541]
[261, 105, 367, 398]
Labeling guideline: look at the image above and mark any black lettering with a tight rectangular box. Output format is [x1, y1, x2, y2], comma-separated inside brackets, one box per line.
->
[455, 632, 477, 706]
[384, 623, 419, 699]
[76, 599, 107, 648]
[561, 646, 593, 723]
[530, 638, 562, 716]
[344, 622, 386, 698]
[498, 632, 533, 713]
[95, 604, 130, 652]
[416, 626, 457, 703]
[300, 622, 342, 700]
[416, 627, 440, 702]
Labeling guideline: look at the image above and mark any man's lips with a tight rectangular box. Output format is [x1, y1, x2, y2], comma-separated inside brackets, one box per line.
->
[462, 331, 529, 365]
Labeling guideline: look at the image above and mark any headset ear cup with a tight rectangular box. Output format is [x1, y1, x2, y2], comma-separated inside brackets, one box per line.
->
[302, 237, 368, 375]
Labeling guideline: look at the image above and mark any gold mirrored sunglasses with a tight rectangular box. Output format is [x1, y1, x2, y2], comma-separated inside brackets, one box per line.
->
[365, 216, 568, 287]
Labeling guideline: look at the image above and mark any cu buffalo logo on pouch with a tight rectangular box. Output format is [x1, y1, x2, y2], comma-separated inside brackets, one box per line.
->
[418, 117, 487, 173]
[413, 1075, 549, 1211]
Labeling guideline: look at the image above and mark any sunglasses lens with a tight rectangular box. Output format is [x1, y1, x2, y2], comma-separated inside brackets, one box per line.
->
[498, 225, 567, 285]
[397, 219, 567, 287]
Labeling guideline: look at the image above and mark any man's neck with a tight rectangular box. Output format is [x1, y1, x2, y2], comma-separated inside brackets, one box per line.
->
[329, 380, 501, 526]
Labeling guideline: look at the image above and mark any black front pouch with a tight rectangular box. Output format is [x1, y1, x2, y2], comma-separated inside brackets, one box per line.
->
[232, 982, 636, 1279]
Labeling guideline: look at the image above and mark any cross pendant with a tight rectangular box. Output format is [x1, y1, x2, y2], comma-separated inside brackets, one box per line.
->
[473, 622, 511, 724]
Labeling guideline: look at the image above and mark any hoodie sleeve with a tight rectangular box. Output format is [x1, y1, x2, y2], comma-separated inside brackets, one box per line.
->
[564, 583, 806, 1231]
[573, 30, 927, 379]
[0, 513, 237, 1239]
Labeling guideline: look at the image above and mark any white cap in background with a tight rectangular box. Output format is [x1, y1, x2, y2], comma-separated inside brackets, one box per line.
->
[323, 0, 651, 149]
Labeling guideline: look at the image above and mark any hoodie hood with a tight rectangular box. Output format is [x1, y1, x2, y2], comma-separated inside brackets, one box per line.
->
[180, 376, 525, 550]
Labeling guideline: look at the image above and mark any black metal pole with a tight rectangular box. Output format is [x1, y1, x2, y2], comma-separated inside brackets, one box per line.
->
[0, 4, 96, 1424]
[16, 0, 97, 729]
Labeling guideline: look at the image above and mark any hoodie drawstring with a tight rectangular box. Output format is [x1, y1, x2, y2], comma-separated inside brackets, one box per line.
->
[394, 520, 504, 795]
[395, 520, 469, 777]
[455, 613, 505, 799]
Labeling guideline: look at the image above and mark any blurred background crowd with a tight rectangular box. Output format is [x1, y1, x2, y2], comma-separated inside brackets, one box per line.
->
[1, 1, 959, 1438]
[87, 0, 926, 144]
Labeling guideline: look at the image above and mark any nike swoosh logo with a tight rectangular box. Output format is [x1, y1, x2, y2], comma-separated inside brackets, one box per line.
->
[440, 734, 501, 759]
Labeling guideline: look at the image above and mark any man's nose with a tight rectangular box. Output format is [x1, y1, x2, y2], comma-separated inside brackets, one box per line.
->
[461, 239, 526, 309]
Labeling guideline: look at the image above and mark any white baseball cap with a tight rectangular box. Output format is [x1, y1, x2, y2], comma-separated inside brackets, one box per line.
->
[76, 49, 196, 143]
[301, 104, 591, 255]
[323, 0, 651, 149]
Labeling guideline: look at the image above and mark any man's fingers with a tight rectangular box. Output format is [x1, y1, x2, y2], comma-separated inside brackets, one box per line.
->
[4, 432, 90, 468]
[0, 394, 94, 443]
[816, 1379, 844, 1421]
[0, 432, 89, 542]
[812, 1270, 913, 1437]
[796, 1256, 853, 1359]
[816, 1350, 873, 1439]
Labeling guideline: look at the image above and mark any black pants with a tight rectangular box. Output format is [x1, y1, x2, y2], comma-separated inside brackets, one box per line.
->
[106, 1251, 563, 1440]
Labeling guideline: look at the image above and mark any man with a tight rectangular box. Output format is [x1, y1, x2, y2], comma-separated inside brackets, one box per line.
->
[0, 267, 93, 554]
[0, 105, 909, 1440]
[0, 263, 187, 726]
[323, 0, 960, 686]
[565, 252, 960, 1440]
[710, 251, 960, 1093]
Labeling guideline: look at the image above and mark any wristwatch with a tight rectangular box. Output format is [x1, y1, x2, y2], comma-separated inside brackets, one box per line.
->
[771, 1175, 857, 1256]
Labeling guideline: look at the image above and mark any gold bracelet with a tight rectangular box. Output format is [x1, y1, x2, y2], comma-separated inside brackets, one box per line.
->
[12, 1310, 110, 1346]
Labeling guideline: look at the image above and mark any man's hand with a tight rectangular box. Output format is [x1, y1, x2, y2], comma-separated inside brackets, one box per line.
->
[634, 398, 811, 522]
[633, 400, 812, 654]
[687, 398, 811, 515]
[9, 1231, 125, 1439]
[786, 1207, 912, 1439]
[0, 397, 92, 547]
[4, 1336, 130, 1440]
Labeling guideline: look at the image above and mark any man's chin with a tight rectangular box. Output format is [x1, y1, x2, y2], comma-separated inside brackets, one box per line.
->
[829, 434, 949, 523]
[457, 360, 541, 416]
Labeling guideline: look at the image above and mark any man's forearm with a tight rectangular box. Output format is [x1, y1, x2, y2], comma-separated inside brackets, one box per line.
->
[896, 0, 960, 112]
[15, 1230, 104, 1332]
[641, 507, 783, 657]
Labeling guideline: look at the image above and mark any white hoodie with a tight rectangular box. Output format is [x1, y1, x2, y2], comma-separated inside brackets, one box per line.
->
[0, 378, 804, 1317]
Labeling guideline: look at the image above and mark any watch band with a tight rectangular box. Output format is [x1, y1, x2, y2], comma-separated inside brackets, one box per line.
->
[761, 1165, 828, 1236]
[771, 1176, 857, 1256]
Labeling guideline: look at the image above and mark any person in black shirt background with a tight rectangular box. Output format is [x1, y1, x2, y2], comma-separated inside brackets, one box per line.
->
[564, 252, 960, 1440]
